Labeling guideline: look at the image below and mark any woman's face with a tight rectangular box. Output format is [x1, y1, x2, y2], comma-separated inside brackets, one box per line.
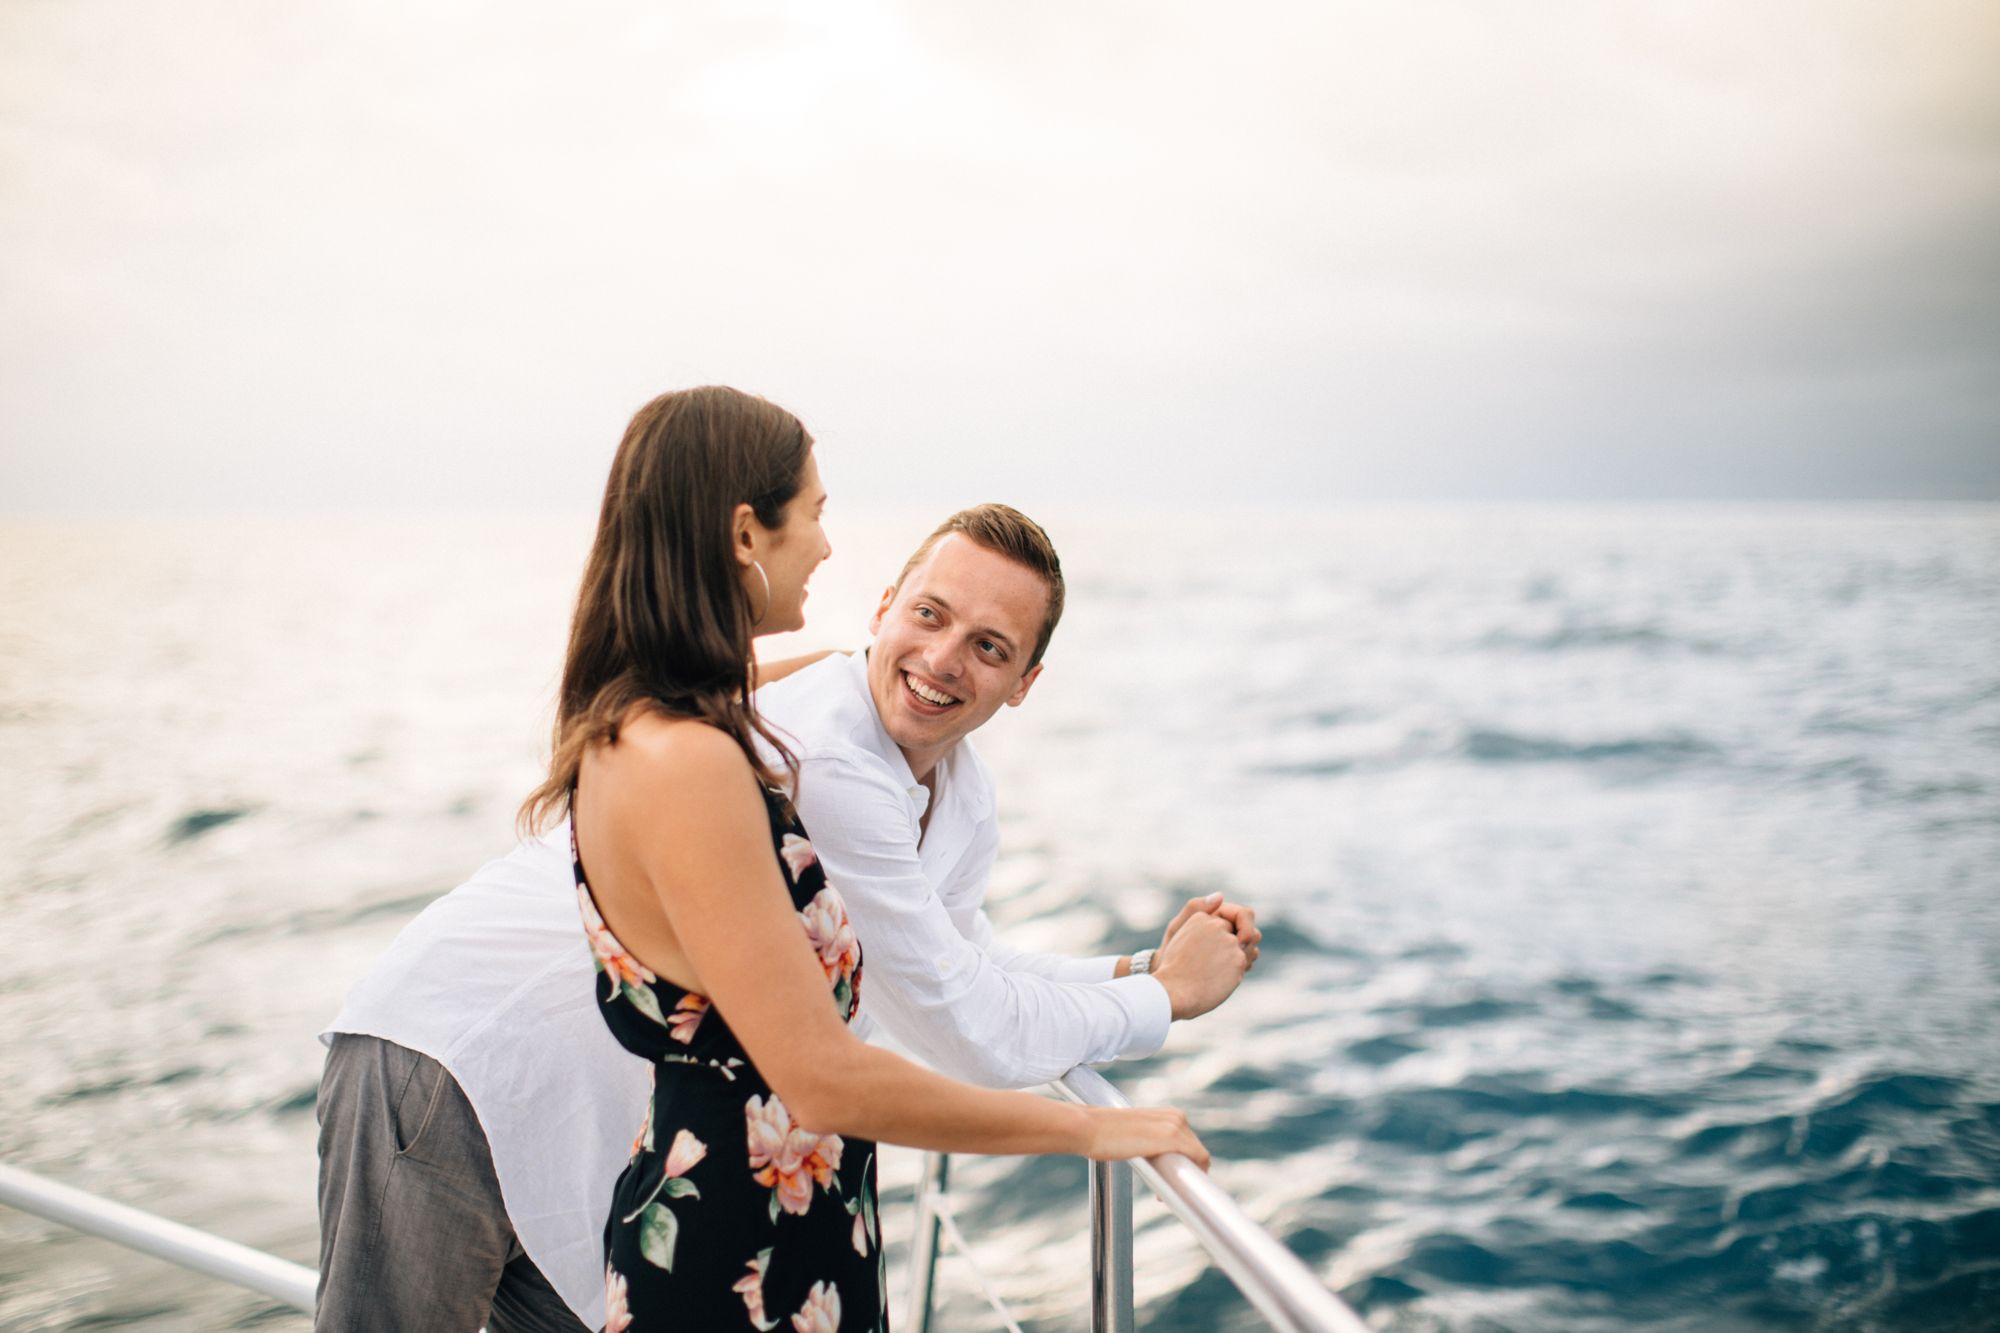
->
[748, 450, 831, 635]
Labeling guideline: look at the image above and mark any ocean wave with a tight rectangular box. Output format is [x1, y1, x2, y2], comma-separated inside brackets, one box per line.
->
[1677, 1074, 1972, 1169]
[164, 806, 251, 844]
[1248, 723, 1729, 779]
[1459, 728, 1721, 766]
[1341, 1197, 2000, 1327]
[1361, 1076, 1689, 1155]
[1476, 622, 1737, 656]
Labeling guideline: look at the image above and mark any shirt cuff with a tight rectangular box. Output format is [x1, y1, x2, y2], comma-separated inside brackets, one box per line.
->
[1078, 953, 1123, 982]
[1105, 974, 1173, 1059]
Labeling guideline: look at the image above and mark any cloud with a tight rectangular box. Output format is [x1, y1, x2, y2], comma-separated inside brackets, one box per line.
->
[1, 0, 1995, 511]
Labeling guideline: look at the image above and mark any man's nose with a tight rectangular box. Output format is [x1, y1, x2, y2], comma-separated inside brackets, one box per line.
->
[922, 638, 965, 680]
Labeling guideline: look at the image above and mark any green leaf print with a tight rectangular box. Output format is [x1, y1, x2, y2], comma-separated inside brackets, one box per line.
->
[768, 1191, 781, 1226]
[638, 1201, 680, 1271]
[623, 979, 667, 1026]
[832, 977, 852, 1015]
[660, 1176, 700, 1201]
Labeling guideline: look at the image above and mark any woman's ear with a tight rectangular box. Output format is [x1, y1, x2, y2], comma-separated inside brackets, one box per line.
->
[732, 502, 759, 568]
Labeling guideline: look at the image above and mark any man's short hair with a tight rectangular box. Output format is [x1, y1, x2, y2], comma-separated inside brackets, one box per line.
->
[893, 504, 1065, 668]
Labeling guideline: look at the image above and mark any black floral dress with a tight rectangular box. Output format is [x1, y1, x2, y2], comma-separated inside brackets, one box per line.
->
[574, 791, 884, 1332]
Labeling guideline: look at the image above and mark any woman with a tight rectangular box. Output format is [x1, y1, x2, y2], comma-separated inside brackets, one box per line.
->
[519, 387, 1205, 1332]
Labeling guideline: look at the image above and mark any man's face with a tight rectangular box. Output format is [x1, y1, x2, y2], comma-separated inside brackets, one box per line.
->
[867, 533, 1048, 779]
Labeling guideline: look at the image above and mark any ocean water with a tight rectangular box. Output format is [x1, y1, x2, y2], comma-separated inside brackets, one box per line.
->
[1, 505, 1997, 1331]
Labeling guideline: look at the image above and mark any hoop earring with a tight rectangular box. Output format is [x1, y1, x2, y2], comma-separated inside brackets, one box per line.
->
[748, 560, 771, 626]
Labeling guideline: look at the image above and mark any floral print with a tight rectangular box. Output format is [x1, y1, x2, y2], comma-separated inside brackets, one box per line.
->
[619, 1128, 706, 1272]
[576, 870, 668, 1026]
[799, 888, 862, 1016]
[631, 1097, 653, 1157]
[578, 884, 654, 993]
[668, 993, 709, 1044]
[780, 832, 818, 878]
[579, 791, 883, 1331]
[745, 1093, 844, 1218]
[663, 1128, 707, 1180]
[791, 1281, 841, 1333]
[734, 1248, 778, 1331]
[604, 1264, 634, 1333]
[843, 1150, 877, 1262]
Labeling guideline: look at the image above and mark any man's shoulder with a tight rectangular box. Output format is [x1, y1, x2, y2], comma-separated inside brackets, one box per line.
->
[758, 653, 897, 772]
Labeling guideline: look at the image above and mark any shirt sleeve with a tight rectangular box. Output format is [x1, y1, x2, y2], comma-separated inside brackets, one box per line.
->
[794, 750, 1172, 1089]
[942, 828, 1127, 984]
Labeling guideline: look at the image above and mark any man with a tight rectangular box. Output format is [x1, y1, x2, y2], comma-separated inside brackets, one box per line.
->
[316, 505, 1259, 1331]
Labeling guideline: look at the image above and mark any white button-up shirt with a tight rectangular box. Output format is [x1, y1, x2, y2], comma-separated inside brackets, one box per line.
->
[324, 650, 1170, 1326]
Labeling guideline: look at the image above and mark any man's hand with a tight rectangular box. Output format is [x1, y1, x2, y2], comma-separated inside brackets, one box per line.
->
[1148, 911, 1249, 1020]
[1160, 892, 1262, 972]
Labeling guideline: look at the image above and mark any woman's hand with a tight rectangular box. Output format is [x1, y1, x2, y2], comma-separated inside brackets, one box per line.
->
[1083, 1106, 1210, 1171]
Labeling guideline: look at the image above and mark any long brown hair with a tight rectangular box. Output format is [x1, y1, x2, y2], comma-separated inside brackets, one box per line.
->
[519, 386, 811, 833]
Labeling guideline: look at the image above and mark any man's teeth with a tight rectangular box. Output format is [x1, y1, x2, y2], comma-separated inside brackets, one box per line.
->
[906, 675, 957, 706]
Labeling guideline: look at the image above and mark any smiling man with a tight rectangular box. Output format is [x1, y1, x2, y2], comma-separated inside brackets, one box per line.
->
[317, 504, 1259, 1332]
[870, 519, 1056, 783]
[756, 506, 1257, 1088]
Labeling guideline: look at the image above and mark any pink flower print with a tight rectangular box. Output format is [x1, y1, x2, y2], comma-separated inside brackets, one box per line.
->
[806, 1126, 843, 1185]
[853, 1209, 868, 1256]
[744, 1093, 844, 1217]
[667, 993, 709, 1045]
[663, 1128, 707, 1180]
[734, 1248, 778, 1331]
[779, 833, 818, 878]
[630, 1100, 652, 1158]
[604, 1264, 633, 1333]
[578, 885, 657, 997]
[799, 888, 860, 987]
[791, 1281, 842, 1333]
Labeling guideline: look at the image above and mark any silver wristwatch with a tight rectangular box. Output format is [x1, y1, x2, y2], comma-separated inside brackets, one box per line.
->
[1130, 948, 1155, 976]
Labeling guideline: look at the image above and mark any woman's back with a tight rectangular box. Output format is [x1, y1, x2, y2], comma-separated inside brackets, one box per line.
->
[574, 723, 880, 1331]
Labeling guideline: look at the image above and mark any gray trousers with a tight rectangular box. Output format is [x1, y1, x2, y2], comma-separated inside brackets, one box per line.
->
[315, 1033, 591, 1333]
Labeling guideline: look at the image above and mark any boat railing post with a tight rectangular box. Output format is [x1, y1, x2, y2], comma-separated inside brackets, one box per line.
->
[907, 1150, 949, 1333]
[1088, 1155, 1135, 1333]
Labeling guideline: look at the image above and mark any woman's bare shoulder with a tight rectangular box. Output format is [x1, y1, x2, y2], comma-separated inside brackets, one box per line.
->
[597, 710, 756, 793]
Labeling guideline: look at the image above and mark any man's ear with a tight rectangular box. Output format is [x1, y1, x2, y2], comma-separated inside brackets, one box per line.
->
[867, 585, 895, 634]
[1005, 662, 1043, 708]
[733, 502, 759, 568]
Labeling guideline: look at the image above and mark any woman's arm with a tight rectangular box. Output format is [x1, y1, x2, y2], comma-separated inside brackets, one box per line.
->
[750, 649, 838, 689]
[582, 722, 1207, 1166]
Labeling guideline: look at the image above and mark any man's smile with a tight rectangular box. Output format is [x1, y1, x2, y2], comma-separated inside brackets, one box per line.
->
[902, 671, 962, 711]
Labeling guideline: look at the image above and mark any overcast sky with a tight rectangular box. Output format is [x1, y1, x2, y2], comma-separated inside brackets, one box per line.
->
[2, 0, 1996, 514]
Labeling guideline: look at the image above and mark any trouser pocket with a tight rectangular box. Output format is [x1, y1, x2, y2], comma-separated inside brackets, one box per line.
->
[387, 1042, 450, 1159]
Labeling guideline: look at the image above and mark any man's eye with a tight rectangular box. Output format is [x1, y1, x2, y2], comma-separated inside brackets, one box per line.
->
[915, 607, 936, 621]
[977, 640, 1000, 657]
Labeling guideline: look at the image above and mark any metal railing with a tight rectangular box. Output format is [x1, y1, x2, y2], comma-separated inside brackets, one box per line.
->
[909, 1066, 1369, 1333]
[0, 1161, 317, 1312]
[3, 1066, 1364, 1331]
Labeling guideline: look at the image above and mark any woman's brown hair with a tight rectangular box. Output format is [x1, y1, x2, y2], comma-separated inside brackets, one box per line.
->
[519, 386, 812, 833]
